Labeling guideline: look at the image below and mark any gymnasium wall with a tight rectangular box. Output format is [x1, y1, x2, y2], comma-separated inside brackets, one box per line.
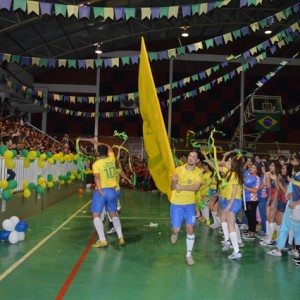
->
[32, 59, 300, 143]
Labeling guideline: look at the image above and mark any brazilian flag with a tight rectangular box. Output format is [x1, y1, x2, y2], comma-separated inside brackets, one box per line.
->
[255, 112, 280, 131]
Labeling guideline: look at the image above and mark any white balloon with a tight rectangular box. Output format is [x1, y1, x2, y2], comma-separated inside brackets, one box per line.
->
[2, 219, 15, 231]
[10, 216, 20, 226]
[86, 183, 92, 189]
[8, 230, 19, 244]
[18, 232, 25, 242]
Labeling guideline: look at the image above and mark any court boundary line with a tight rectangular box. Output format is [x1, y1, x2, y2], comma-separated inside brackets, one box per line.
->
[55, 232, 97, 300]
[0, 200, 91, 282]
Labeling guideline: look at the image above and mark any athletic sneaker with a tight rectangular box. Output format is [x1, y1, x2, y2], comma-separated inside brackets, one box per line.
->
[107, 227, 116, 234]
[209, 223, 221, 229]
[186, 256, 195, 266]
[288, 250, 297, 256]
[222, 241, 231, 252]
[228, 251, 242, 260]
[92, 240, 108, 248]
[171, 233, 178, 244]
[292, 257, 300, 263]
[267, 249, 282, 257]
[255, 231, 266, 239]
[260, 240, 275, 247]
[243, 235, 255, 241]
[118, 237, 126, 247]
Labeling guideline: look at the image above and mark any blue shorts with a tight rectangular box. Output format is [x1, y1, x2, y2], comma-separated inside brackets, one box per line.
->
[170, 204, 196, 228]
[220, 199, 242, 214]
[115, 189, 121, 200]
[91, 188, 117, 214]
[277, 199, 287, 212]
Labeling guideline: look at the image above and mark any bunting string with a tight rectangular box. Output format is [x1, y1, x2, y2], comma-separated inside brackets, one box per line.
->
[0, 2, 298, 69]
[193, 52, 299, 137]
[2, 20, 299, 115]
[0, 0, 269, 22]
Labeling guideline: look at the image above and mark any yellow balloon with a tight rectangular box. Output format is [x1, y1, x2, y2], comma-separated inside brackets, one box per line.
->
[5, 159, 15, 169]
[37, 177, 45, 185]
[23, 188, 31, 199]
[73, 154, 78, 161]
[1, 179, 8, 189]
[28, 151, 37, 160]
[38, 159, 45, 168]
[52, 154, 60, 160]
[24, 158, 30, 168]
[3, 150, 13, 159]
[60, 180, 65, 185]
[40, 153, 47, 160]
[77, 174, 82, 180]
[59, 157, 65, 163]
[67, 180, 72, 184]
[72, 170, 78, 175]
[22, 180, 28, 188]
[48, 158, 55, 165]
[41, 182, 47, 189]
[70, 175, 75, 180]
[47, 182, 54, 188]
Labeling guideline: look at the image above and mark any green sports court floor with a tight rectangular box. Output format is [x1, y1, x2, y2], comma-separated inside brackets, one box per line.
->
[0, 188, 299, 300]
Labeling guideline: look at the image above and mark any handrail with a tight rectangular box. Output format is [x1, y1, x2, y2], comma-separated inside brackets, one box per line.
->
[25, 122, 61, 145]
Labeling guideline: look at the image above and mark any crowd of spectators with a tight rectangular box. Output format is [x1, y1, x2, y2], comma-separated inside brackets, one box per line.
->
[0, 100, 157, 191]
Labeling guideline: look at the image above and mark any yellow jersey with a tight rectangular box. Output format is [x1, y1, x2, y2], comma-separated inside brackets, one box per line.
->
[222, 169, 242, 200]
[171, 164, 202, 205]
[92, 152, 117, 188]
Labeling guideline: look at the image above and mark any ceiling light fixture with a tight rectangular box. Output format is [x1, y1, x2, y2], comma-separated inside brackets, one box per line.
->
[95, 44, 102, 54]
[264, 30, 272, 35]
[181, 27, 189, 37]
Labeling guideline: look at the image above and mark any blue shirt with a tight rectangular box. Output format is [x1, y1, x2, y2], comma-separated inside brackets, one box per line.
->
[244, 174, 260, 202]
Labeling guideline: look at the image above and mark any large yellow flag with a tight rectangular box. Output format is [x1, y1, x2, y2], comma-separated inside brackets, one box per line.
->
[138, 37, 175, 200]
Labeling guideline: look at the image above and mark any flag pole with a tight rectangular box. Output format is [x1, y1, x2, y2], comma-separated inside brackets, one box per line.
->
[167, 58, 173, 140]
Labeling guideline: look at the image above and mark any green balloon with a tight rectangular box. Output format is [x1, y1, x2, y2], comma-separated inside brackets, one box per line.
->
[37, 185, 45, 195]
[2, 189, 12, 201]
[67, 171, 71, 176]
[8, 180, 18, 189]
[28, 183, 37, 191]
[12, 150, 18, 158]
[36, 150, 41, 158]
[21, 149, 29, 157]
[47, 174, 53, 181]
[46, 152, 53, 158]
[0, 145, 7, 156]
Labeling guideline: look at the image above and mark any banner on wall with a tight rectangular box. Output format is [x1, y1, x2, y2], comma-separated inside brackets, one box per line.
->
[255, 112, 281, 131]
